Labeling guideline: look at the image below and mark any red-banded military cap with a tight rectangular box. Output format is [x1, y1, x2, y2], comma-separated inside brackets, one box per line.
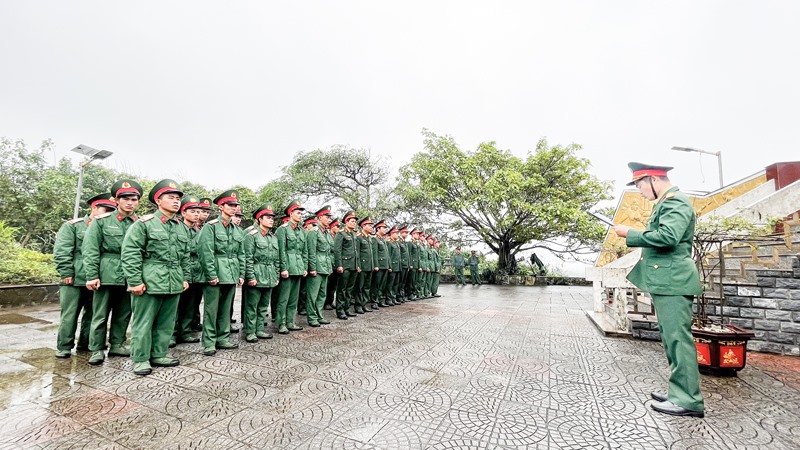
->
[281, 215, 290, 224]
[358, 217, 373, 227]
[627, 162, 674, 186]
[149, 179, 184, 204]
[111, 179, 143, 198]
[198, 197, 213, 210]
[180, 195, 201, 213]
[252, 204, 275, 220]
[411, 227, 421, 234]
[374, 219, 387, 229]
[314, 205, 332, 217]
[330, 218, 341, 228]
[285, 200, 305, 215]
[87, 192, 117, 210]
[304, 216, 318, 226]
[398, 224, 409, 233]
[343, 211, 358, 223]
[214, 189, 240, 206]
[389, 226, 398, 235]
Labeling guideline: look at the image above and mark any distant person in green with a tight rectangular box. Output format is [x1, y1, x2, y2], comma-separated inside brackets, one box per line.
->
[121, 179, 191, 376]
[53, 192, 117, 358]
[324, 218, 341, 311]
[305, 206, 334, 327]
[172, 196, 204, 346]
[83, 179, 142, 366]
[452, 247, 466, 286]
[198, 189, 245, 356]
[275, 200, 308, 334]
[355, 217, 377, 313]
[430, 237, 442, 297]
[384, 226, 401, 305]
[613, 162, 704, 418]
[334, 212, 360, 320]
[370, 220, 390, 307]
[468, 250, 481, 285]
[242, 204, 279, 342]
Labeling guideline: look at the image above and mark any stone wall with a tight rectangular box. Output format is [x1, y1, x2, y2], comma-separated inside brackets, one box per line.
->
[0, 284, 60, 308]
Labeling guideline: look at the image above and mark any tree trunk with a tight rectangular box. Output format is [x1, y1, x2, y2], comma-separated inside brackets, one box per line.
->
[497, 240, 513, 274]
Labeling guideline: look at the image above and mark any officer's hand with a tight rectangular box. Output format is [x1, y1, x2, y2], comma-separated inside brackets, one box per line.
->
[86, 279, 100, 290]
[613, 225, 631, 238]
[209, 278, 219, 285]
[388, 269, 392, 273]
[310, 271, 317, 277]
[337, 266, 344, 273]
[303, 271, 308, 277]
[130, 284, 146, 296]
[238, 278, 244, 286]
[373, 267, 379, 272]
[281, 270, 289, 279]
[357, 268, 362, 273]
[182, 282, 189, 291]
[62, 277, 73, 285]
[418, 268, 422, 272]
[248, 279, 257, 286]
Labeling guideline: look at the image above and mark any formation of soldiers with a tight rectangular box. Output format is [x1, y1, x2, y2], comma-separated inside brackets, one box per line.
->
[53, 179, 445, 376]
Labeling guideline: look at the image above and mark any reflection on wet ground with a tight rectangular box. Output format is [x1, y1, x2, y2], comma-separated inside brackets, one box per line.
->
[1, 285, 799, 449]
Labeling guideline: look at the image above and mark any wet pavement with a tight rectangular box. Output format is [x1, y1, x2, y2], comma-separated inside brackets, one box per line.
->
[1, 284, 799, 449]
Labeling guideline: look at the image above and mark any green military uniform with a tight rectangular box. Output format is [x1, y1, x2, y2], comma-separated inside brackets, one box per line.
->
[417, 236, 430, 297]
[275, 200, 309, 334]
[53, 192, 116, 358]
[355, 218, 376, 313]
[122, 179, 190, 375]
[198, 189, 245, 355]
[243, 204, 279, 342]
[468, 253, 481, 285]
[407, 229, 422, 300]
[334, 212, 360, 319]
[397, 225, 410, 303]
[84, 179, 143, 365]
[325, 219, 341, 311]
[191, 197, 214, 331]
[305, 206, 335, 326]
[385, 227, 402, 305]
[173, 196, 204, 345]
[453, 250, 466, 285]
[370, 220, 390, 307]
[624, 162, 704, 415]
[430, 240, 441, 296]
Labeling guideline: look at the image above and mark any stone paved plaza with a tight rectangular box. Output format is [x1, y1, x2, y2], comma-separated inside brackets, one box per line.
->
[1, 285, 799, 449]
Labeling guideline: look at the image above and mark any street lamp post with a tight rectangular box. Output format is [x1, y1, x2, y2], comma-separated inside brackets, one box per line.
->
[670, 146, 724, 189]
[70, 145, 113, 219]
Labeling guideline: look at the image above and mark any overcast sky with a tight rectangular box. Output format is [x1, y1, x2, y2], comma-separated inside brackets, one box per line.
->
[2, 1, 798, 272]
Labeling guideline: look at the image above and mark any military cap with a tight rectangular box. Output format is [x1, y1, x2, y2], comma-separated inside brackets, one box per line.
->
[358, 217, 373, 227]
[330, 218, 341, 229]
[343, 211, 358, 223]
[314, 205, 332, 217]
[214, 189, 240, 206]
[180, 195, 201, 213]
[281, 215, 290, 224]
[398, 224, 409, 233]
[285, 199, 305, 215]
[627, 162, 674, 185]
[111, 179, 143, 198]
[148, 179, 183, 204]
[411, 227, 421, 234]
[87, 192, 117, 210]
[374, 219, 388, 229]
[389, 225, 398, 235]
[234, 206, 244, 217]
[252, 204, 275, 220]
[304, 216, 318, 226]
[198, 197, 213, 210]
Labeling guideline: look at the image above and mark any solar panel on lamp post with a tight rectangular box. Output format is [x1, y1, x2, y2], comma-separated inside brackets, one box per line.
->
[70, 145, 114, 219]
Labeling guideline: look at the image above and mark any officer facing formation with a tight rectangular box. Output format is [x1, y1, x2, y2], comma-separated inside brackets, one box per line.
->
[53, 192, 117, 358]
[84, 179, 143, 365]
[121, 179, 191, 375]
[613, 162, 705, 418]
[198, 189, 245, 356]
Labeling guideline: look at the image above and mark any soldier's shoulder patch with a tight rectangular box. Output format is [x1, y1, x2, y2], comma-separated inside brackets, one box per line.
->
[249, 228, 259, 236]
[665, 192, 676, 199]
[95, 212, 112, 219]
[139, 214, 155, 222]
[206, 218, 219, 225]
[68, 217, 86, 224]
[280, 222, 290, 228]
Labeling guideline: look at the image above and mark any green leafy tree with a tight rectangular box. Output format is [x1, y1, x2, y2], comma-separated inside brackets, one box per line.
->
[398, 130, 612, 273]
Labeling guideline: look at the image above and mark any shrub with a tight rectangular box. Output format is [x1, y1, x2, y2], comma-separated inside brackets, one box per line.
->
[0, 221, 58, 285]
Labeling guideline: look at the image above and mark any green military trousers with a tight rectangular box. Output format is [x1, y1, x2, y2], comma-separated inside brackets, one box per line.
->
[202, 283, 236, 349]
[406, 269, 419, 299]
[384, 271, 397, 301]
[174, 283, 202, 342]
[370, 269, 387, 303]
[356, 270, 373, 307]
[131, 293, 179, 363]
[88, 285, 132, 352]
[325, 272, 339, 308]
[277, 275, 302, 326]
[57, 285, 93, 351]
[651, 294, 704, 412]
[336, 270, 357, 314]
[244, 286, 272, 334]
[469, 267, 481, 285]
[454, 266, 465, 285]
[305, 273, 328, 325]
[415, 271, 426, 297]
[432, 272, 440, 296]
[270, 284, 280, 321]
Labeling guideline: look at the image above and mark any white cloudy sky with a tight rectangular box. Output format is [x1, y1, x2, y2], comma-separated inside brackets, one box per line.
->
[2, 1, 798, 272]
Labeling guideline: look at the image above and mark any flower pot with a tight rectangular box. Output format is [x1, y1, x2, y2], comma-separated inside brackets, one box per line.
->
[692, 324, 756, 375]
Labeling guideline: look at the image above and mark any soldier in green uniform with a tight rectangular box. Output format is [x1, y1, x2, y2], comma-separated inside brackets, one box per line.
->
[334, 212, 360, 320]
[54, 193, 117, 358]
[468, 250, 481, 285]
[275, 200, 308, 334]
[613, 162, 704, 418]
[429, 237, 442, 297]
[384, 225, 401, 306]
[305, 206, 334, 327]
[191, 197, 213, 332]
[172, 196, 204, 346]
[407, 228, 422, 300]
[370, 220, 390, 307]
[297, 216, 317, 317]
[121, 179, 190, 376]
[452, 247, 466, 286]
[417, 232, 430, 298]
[397, 225, 411, 302]
[243, 204, 279, 342]
[324, 218, 341, 311]
[198, 189, 245, 356]
[84, 179, 142, 365]
[355, 217, 377, 313]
